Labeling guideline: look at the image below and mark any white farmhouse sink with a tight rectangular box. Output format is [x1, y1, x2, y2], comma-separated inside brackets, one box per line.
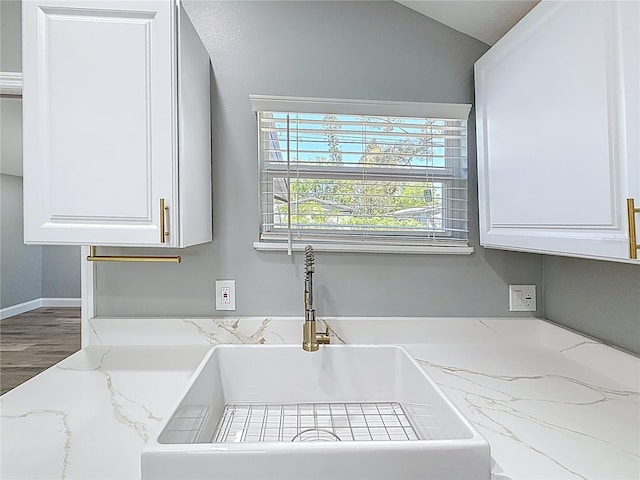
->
[142, 345, 490, 479]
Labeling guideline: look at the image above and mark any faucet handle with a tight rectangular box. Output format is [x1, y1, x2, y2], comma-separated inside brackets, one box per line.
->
[317, 325, 330, 345]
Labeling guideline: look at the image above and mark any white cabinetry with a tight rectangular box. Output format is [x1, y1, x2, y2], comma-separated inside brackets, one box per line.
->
[475, 0, 639, 263]
[22, 0, 211, 247]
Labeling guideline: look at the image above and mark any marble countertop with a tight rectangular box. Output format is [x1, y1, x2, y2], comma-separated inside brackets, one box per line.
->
[1, 317, 639, 480]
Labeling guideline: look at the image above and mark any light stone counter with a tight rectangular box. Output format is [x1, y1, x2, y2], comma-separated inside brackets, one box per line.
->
[1, 317, 638, 479]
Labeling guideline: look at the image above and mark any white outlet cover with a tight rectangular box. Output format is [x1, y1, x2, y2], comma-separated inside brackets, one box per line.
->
[509, 285, 536, 312]
[216, 280, 236, 311]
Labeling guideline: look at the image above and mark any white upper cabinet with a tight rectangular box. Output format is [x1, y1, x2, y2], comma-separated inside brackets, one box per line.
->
[475, 0, 639, 263]
[22, 0, 212, 247]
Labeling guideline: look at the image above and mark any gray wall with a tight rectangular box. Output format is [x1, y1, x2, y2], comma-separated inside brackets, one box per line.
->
[544, 256, 640, 355]
[1, 0, 80, 310]
[0, 174, 42, 308]
[0, 1, 35, 309]
[41, 246, 81, 299]
[3, 0, 637, 356]
[1, 0, 23, 179]
[0, 175, 81, 309]
[1, 96, 22, 177]
[0, 174, 81, 309]
[1, 0, 21, 72]
[96, 1, 544, 317]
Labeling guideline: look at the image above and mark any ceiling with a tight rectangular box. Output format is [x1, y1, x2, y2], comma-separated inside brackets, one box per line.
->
[397, 0, 540, 45]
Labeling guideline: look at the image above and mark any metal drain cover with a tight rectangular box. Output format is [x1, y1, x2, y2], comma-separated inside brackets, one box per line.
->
[291, 428, 341, 442]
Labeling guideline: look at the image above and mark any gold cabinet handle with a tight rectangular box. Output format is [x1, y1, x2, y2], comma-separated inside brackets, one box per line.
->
[160, 198, 169, 243]
[627, 198, 640, 259]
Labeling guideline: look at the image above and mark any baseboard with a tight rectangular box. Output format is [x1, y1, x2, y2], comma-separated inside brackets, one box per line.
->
[0, 299, 42, 320]
[0, 297, 81, 320]
[41, 298, 82, 308]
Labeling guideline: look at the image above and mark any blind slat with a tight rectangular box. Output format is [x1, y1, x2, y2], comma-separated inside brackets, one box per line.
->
[261, 127, 467, 140]
[262, 166, 462, 182]
[259, 116, 466, 129]
[262, 147, 467, 156]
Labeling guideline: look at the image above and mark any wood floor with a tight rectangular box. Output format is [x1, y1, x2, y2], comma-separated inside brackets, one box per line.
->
[0, 307, 81, 395]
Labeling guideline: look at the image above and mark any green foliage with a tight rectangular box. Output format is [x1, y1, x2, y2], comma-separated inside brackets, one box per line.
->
[277, 178, 439, 231]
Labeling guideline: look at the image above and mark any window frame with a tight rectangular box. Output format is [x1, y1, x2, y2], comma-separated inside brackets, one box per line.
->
[251, 95, 473, 255]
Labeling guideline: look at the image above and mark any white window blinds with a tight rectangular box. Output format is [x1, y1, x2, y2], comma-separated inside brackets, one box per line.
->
[251, 96, 472, 254]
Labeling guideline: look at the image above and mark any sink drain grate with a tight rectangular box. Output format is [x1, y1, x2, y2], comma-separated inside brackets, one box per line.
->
[212, 402, 419, 443]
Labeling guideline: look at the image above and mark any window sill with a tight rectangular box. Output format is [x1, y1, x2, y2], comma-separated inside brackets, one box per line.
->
[253, 242, 474, 255]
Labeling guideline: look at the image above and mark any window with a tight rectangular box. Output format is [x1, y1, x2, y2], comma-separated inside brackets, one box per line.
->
[251, 96, 472, 254]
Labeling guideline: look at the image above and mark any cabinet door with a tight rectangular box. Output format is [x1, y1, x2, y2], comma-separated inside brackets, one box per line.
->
[23, 0, 177, 246]
[475, 1, 638, 263]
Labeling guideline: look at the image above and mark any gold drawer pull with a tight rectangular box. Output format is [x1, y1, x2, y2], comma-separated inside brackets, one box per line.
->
[627, 198, 640, 259]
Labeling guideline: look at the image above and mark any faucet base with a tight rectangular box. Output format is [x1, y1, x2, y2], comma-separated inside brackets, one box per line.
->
[302, 341, 320, 352]
[302, 321, 330, 352]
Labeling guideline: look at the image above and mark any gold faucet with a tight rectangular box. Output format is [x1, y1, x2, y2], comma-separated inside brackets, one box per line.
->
[302, 245, 330, 352]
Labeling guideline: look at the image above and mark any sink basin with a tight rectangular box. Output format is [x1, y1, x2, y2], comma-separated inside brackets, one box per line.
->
[142, 345, 490, 479]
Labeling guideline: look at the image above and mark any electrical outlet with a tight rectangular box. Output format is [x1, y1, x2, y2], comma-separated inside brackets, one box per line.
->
[509, 285, 536, 312]
[221, 287, 230, 304]
[216, 280, 236, 311]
